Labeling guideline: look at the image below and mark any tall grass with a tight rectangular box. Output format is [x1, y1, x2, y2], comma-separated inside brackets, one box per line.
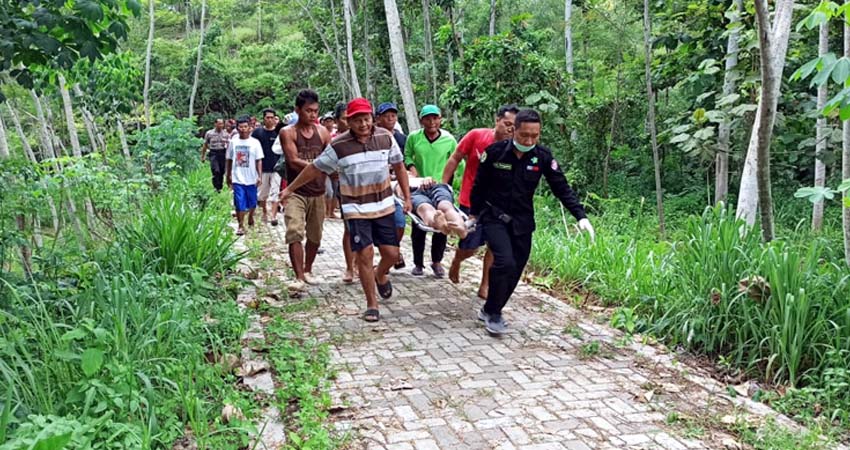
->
[531, 203, 850, 394]
[115, 192, 242, 276]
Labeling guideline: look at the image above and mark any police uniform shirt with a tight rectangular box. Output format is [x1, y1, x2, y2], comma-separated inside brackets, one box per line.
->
[469, 140, 587, 236]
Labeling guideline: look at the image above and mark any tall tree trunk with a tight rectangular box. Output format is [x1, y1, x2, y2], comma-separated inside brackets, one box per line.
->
[448, 6, 464, 60]
[185, 0, 192, 35]
[298, 0, 349, 98]
[59, 74, 95, 229]
[256, 0, 262, 41]
[29, 91, 58, 162]
[812, 19, 828, 231]
[343, 0, 362, 97]
[844, 2, 850, 267]
[0, 108, 8, 159]
[9, 103, 59, 235]
[363, 0, 375, 100]
[384, 0, 419, 132]
[565, 0, 573, 75]
[189, 0, 207, 118]
[117, 118, 132, 162]
[604, 50, 623, 198]
[447, 43, 459, 129]
[58, 74, 82, 158]
[72, 84, 100, 155]
[422, 0, 438, 102]
[715, 0, 742, 205]
[329, 0, 351, 95]
[583, 30, 594, 98]
[489, 0, 497, 36]
[643, 0, 665, 237]
[144, 0, 155, 140]
[0, 113, 32, 275]
[736, 0, 794, 234]
[7, 104, 37, 165]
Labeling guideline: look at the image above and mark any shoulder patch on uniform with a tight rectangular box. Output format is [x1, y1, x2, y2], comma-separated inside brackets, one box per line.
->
[551, 160, 559, 171]
[480, 151, 488, 163]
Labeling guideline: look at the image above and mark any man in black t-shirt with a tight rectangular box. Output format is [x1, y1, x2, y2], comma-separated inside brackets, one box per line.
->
[251, 108, 283, 226]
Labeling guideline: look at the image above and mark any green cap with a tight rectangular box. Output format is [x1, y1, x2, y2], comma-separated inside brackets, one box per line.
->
[419, 104, 441, 118]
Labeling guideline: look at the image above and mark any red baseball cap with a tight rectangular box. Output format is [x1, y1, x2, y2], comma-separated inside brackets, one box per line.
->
[346, 97, 373, 118]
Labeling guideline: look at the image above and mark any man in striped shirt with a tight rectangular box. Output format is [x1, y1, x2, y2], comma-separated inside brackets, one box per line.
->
[281, 98, 412, 322]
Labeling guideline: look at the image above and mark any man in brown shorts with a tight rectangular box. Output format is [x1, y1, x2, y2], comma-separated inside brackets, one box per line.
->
[280, 89, 331, 291]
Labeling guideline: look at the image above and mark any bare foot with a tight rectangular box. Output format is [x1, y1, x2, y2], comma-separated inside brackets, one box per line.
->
[342, 269, 355, 283]
[449, 220, 468, 239]
[433, 211, 448, 234]
[448, 257, 461, 284]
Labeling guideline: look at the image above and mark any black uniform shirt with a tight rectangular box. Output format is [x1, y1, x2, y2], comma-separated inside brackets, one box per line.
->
[251, 127, 280, 173]
[469, 140, 587, 235]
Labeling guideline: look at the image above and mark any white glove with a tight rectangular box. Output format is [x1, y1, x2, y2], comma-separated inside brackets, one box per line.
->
[578, 218, 595, 242]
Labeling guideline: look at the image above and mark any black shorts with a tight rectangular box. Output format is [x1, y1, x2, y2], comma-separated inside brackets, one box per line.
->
[411, 183, 454, 212]
[347, 213, 399, 252]
[458, 205, 485, 249]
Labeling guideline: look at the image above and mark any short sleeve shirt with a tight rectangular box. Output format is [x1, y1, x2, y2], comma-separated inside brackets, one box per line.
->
[314, 127, 403, 220]
[226, 137, 264, 185]
[204, 128, 230, 151]
[251, 127, 281, 173]
[455, 128, 495, 208]
[403, 129, 457, 180]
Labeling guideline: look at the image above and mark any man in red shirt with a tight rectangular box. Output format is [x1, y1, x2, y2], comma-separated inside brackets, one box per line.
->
[441, 104, 518, 299]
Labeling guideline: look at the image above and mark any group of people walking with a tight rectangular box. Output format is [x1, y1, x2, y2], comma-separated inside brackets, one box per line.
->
[200, 90, 595, 336]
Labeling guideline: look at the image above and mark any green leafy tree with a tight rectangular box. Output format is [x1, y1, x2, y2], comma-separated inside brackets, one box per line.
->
[0, 0, 141, 97]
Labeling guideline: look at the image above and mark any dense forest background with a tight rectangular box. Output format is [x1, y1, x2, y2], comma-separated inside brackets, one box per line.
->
[2, 0, 850, 448]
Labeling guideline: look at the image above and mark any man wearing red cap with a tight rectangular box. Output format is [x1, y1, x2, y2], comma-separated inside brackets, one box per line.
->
[282, 98, 412, 322]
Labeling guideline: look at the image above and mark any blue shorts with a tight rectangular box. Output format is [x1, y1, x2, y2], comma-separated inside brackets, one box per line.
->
[411, 183, 454, 212]
[233, 183, 258, 212]
[393, 201, 406, 229]
[458, 205, 485, 250]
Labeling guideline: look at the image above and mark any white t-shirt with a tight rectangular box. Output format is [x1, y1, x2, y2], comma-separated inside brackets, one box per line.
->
[226, 137, 264, 185]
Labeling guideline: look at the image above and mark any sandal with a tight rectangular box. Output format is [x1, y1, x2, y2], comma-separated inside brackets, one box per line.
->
[362, 308, 380, 322]
[375, 276, 393, 299]
[235, 228, 245, 236]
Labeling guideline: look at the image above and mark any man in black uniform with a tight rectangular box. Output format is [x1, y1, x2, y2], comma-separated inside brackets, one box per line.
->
[469, 109, 595, 336]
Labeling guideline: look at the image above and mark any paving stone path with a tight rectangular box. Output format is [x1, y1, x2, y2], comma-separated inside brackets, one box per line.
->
[248, 218, 815, 450]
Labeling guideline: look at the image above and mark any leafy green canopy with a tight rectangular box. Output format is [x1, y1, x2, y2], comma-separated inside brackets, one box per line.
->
[0, 0, 140, 97]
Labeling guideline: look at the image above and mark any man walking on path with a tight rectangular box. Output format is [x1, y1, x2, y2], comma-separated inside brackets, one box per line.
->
[404, 105, 457, 278]
[280, 90, 331, 291]
[282, 97, 412, 322]
[201, 118, 230, 192]
[442, 104, 519, 299]
[377, 102, 409, 270]
[252, 108, 284, 225]
[226, 117, 263, 236]
[469, 109, 595, 336]
[333, 102, 358, 283]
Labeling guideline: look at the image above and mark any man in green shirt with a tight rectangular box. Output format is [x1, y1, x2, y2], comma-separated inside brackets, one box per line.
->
[404, 105, 457, 277]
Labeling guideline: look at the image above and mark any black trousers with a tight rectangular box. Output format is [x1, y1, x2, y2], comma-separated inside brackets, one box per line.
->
[209, 150, 227, 192]
[482, 220, 533, 317]
[411, 225, 447, 267]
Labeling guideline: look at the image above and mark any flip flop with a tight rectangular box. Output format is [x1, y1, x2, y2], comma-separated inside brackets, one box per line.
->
[362, 308, 380, 322]
[375, 276, 393, 299]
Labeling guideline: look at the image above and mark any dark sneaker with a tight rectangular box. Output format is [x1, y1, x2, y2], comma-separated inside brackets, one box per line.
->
[485, 315, 508, 336]
[431, 263, 446, 278]
[411, 266, 425, 277]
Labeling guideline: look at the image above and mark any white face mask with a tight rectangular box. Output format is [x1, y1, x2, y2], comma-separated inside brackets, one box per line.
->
[513, 140, 535, 153]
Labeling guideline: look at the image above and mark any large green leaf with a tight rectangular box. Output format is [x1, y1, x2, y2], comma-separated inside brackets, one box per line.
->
[81, 348, 104, 377]
[831, 57, 850, 85]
